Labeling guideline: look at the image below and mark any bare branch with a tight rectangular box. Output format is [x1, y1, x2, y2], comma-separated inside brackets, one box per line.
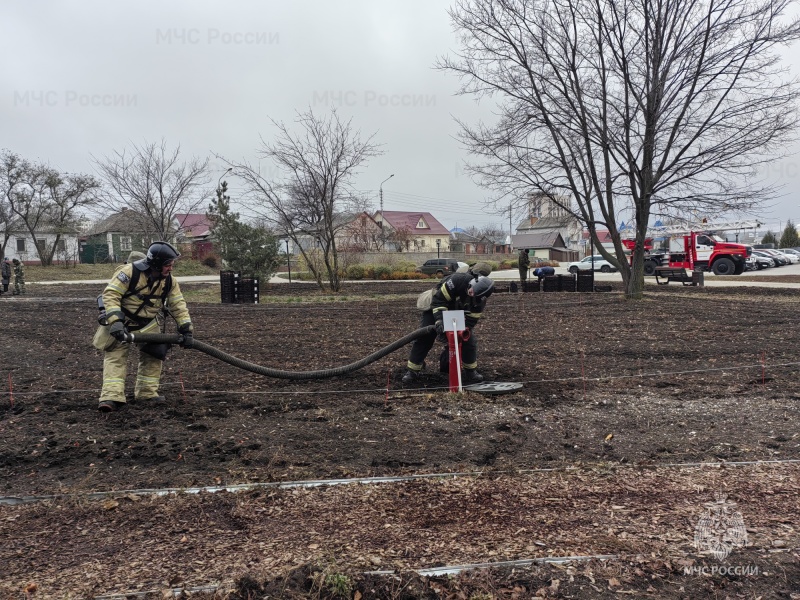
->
[93, 139, 210, 242]
[439, 0, 800, 297]
[223, 109, 382, 292]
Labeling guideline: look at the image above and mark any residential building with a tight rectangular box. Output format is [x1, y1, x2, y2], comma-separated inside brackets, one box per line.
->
[373, 211, 451, 252]
[82, 208, 156, 263]
[2, 227, 80, 264]
[175, 213, 215, 260]
[335, 212, 384, 251]
[581, 229, 616, 256]
[449, 229, 511, 255]
[515, 192, 582, 252]
[510, 231, 577, 262]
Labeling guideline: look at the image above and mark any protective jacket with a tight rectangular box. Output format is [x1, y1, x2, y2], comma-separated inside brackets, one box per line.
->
[102, 263, 192, 331]
[1, 261, 10, 281]
[533, 266, 555, 279]
[430, 272, 486, 329]
[518, 250, 530, 269]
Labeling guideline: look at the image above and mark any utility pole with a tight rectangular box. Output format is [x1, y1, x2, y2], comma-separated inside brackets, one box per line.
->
[378, 173, 394, 250]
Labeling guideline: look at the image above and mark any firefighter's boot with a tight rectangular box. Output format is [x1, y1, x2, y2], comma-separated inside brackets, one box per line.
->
[402, 370, 421, 385]
[462, 369, 484, 384]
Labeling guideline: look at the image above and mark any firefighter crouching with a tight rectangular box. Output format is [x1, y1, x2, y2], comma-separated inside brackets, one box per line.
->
[402, 272, 495, 385]
[93, 241, 193, 413]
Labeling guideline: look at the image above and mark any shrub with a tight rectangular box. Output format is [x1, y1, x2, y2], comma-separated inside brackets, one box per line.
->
[372, 265, 392, 279]
[202, 255, 219, 269]
[395, 260, 418, 272]
[345, 264, 366, 280]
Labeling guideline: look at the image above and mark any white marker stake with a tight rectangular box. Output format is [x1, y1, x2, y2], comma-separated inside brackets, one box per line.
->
[453, 318, 462, 392]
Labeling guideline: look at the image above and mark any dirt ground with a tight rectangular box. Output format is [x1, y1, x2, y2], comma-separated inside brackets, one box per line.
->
[1, 279, 799, 598]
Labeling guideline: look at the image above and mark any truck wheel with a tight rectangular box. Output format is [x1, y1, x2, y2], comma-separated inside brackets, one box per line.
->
[733, 262, 745, 275]
[712, 257, 735, 275]
[600, 265, 611, 273]
[643, 261, 657, 276]
[568, 266, 579, 274]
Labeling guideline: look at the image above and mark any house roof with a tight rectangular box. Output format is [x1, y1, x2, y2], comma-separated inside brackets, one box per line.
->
[511, 231, 567, 249]
[582, 230, 615, 243]
[88, 209, 149, 235]
[450, 231, 480, 243]
[336, 211, 381, 228]
[175, 213, 212, 238]
[377, 211, 450, 236]
[516, 216, 575, 231]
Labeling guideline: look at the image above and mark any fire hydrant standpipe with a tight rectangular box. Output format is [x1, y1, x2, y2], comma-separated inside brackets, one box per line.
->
[446, 326, 471, 393]
[123, 326, 436, 381]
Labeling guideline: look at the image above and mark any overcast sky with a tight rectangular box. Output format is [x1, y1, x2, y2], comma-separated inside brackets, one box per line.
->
[2, 0, 800, 234]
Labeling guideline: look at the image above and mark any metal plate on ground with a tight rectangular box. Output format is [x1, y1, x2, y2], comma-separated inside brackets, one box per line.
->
[463, 381, 524, 395]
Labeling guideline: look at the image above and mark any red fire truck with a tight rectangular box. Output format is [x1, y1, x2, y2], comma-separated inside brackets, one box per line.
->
[621, 221, 760, 277]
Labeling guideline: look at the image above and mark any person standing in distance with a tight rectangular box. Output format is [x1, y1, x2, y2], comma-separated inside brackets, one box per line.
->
[11, 258, 25, 295]
[518, 248, 530, 285]
[1, 257, 10, 295]
[97, 241, 193, 413]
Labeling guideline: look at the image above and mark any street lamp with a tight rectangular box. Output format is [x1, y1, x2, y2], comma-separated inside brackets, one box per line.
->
[436, 238, 441, 258]
[379, 174, 394, 216]
[217, 167, 233, 195]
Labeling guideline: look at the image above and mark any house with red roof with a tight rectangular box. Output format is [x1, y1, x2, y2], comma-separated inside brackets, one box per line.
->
[174, 213, 214, 260]
[175, 213, 213, 241]
[581, 229, 616, 256]
[373, 211, 451, 252]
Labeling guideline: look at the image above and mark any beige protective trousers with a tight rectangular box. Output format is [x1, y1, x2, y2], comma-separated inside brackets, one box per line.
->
[99, 343, 163, 403]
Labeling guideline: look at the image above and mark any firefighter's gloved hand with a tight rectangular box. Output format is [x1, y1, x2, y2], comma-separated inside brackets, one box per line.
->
[109, 321, 128, 342]
[435, 320, 447, 343]
[178, 324, 193, 349]
[180, 332, 193, 349]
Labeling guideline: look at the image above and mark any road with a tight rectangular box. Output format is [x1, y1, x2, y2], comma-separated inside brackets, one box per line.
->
[28, 262, 800, 288]
[492, 262, 800, 288]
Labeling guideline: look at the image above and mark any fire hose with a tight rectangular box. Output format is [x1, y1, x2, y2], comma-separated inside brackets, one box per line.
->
[121, 326, 436, 380]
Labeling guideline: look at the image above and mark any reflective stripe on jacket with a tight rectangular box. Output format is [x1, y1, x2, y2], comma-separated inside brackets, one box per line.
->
[430, 272, 485, 329]
[102, 264, 192, 330]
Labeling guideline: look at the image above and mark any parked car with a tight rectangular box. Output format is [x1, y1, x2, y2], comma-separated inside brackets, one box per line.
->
[746, 254, 772, 270]
[416, 258, 460, 277]
[567, 255, 616, 274]
[760, 249, 790, 265]
[775, 249, 800, 263]
[752, 250, 781, 267]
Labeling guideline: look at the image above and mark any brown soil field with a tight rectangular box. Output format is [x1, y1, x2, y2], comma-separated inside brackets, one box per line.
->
[1, 280, 799, 599]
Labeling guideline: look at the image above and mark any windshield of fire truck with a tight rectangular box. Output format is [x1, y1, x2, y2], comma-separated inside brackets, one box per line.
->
[697, 234, 725, 245]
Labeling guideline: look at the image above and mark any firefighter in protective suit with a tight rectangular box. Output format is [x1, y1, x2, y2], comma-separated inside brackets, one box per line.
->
[97, 241, 193, 412]
[402, 273, 494, 385]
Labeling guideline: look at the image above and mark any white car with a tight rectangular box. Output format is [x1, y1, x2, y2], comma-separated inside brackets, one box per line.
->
[775, 250, 800, 264]
[567, 255, 617, 274]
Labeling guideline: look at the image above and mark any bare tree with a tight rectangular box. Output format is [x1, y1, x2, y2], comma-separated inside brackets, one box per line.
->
[1, 150, 101, 265]
[0, 150, 29, 259]
[440, 0, 800, 298]
[94, 140, 210, 242]
[226, 109, 381, 292]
